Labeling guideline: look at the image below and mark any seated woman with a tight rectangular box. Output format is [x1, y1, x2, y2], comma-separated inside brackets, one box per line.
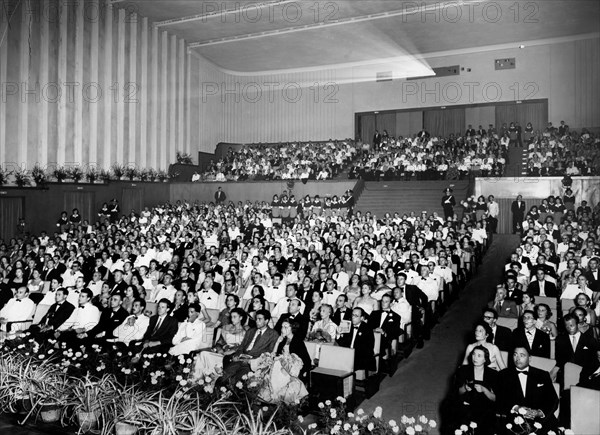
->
[343, 273, 361, 307]
[353, 283, 379, 315]
[518, 292, 536, 318]
[254, 319, 311, 405]
[535, 303, 558, 340]
[307, 304, 337, 343]
[192, 308, 247, 379]
[454, 345, 498, 435]
[462, 322, 506, 371]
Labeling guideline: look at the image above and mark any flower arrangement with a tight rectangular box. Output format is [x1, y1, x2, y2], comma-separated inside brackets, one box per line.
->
[86, 166, 99, 183]
[456, 419, 574, 435]
[111, 163, 125, 179]
[68, 166, 84, 182]
[0, 166, 9, 185]
[124, 166, 139, 181]
[157, 170, 169, 182]
[176, 151, 193, 164]
[13, 167, 31, 187]
[312, 398, 437, 435]
[99, 169, 112, 182]
[52, 166, 68, 183]
[31, 164, 47, 187]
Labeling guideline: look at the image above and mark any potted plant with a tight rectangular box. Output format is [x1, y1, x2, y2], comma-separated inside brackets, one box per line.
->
[106, 385, 160, 435]
[176, 151, 193, 164]
[0, 167, 11, 186]
[139, 169, 149, 182]
[147, 169, 158, 182]
[35, 372, 71, 423]
[86, 166, 99, 183]
[69, 166, 84, 183]
[31, 164, 47, 187]
[111, 163, 125, 180]
[125, 166, 139, 181]
[53, 166, 68, 183]
[99, 169, 112, 183]
[157, 170, 169, 182]
[66, 373, 119, 432]
[13, 168, 31, 187]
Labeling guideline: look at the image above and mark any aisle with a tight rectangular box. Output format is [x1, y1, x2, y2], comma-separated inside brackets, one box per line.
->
[359, 235, 520, 434]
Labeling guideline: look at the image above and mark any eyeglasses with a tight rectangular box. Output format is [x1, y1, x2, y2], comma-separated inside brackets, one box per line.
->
[483, 316, 494, 320]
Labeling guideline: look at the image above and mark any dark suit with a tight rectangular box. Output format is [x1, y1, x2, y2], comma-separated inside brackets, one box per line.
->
[511, 200, 526, 233]
[130, 314, 179, 354]
[584, 270, 600, 293]
[491, 325, 513, 352]
[578, 360, 600, 391]
[41, 267, 62, 283]
[274, 312, 309, 340]
[332, 306, 352, 325]
[39, 301, 75, 330]
[512, 328, 551, 358]
[505, 287, 525, 305]
[87, 307, 129, 343]
[555, 332, 598, 369]
[402, 284, 429, 339]
[488, 299, 519, 318]
[337, 321, 376, 371]
[110, 280, 128, 296]
[527, 280, 558, 298]
[497, 366, 558, 430]
[368, 309, 402, 360]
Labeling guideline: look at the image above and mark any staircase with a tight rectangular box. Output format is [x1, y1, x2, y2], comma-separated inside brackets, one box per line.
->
[504, 145, 526, 178]
[354, 180, 471, 217]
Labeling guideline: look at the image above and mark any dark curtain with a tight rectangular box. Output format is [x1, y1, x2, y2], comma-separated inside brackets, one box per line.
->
[359, 114, 376, 144]
[122, 188, 143, 215]
[376, 113, 397, 137]
[424, 107, 465, 137]
[496, 101, 547, 132]
[495, 104, 517, 131]
[64, 192, 96, 224]
[0, 197, 24, 242]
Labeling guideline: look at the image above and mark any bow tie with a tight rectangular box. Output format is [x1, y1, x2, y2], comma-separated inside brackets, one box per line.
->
[16, 299, 22, 302]
[79, 306, 85, 309]
[327, 291, 333, 294]
[383, 309, 391, 313]
[286, 298, 291, 302]
[517, 369, 529, 375]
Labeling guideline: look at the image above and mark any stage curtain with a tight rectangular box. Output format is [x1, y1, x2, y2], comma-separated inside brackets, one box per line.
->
[122, 188, 143, 216]
[376, 112, 397, 137]
[516, 101, 548, 132]
[465, 106, 495, 131]
[424, 107, 465, 137]
[0, 197, 24, 241]
[575, 38, 600, 128]
[359, 114, 376, 144]
[64, 191, 96, 224]
[495, 104, 517, 131]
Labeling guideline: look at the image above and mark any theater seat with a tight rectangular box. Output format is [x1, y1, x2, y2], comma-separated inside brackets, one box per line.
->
[529, 356, 556, 372]
[310, 344, 355, 398]
[571, 386, 600, 435]
[32, 304, 51, 325]
[496, 317, 518, 330]
[563, 362, 583, 390]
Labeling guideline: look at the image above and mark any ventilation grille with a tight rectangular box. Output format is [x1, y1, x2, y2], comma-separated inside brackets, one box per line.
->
[407, 65, 460, 80]
[495, 58, 516, 70]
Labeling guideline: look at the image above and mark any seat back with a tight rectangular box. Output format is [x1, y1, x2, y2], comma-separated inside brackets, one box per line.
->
[571, 386, 600, 435]
[552, 382, 560, 418]
[535, 296, 557, 315]
[145, 302, 158, 316]
[563, 362, 583, 390]
[318, 344, 354, 373]
[304, 341, 319, 360]
[206, 309, 220, 323]
[530, 356, 556, 372]
[32, 304, 51, 325]
[496, 317, 518, 330]
[561, 298, 576, 316]
[373, 331, 382, 372]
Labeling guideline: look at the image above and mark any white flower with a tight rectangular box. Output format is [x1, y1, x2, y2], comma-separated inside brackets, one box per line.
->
[298, 416, 304, 423]
[330, 409, 337, 418]
[429, 420, 437, 428]
[331, 424, 340, 434]
[308, 423, 317, 429]
[241, 374, 248, 380]
[175, 375, 183, 381]
[419, 416, 428, 424]
[249, 381, 257, 388]
[179, 380, 187, 386]
[514, 416, 524, 425]
[357, 409, 364, 415]
[367, 422, 374, 431]
[389, 419, 397, 427]
[186, 358, 192, 364]
[533, 422, 542, 429]
[469, 422, 478, 429]
[547, 431, 556, 435]
[415, 424, 423, 432]
[401, 416, 409, 424]
[343, 423, 350, 430]
[262, 406, 268, 412]
[392, 427, 399, 434]
[336, 396, 346, 403]
[518, 407, 528, 415]
[506, 423, 513, 429]
[325, 400, 331, 406]
[182, 367, 190, 373]
[454, 430, 462, 435]
[373, 406, 383, 419]
[236, 381, 243, 389]
[204, 385, 213, 393]
[406, 428, 415, 435]
[318, 402, 325, 409]
[347, 412, 354, 418]
[460, 425, 468, 431]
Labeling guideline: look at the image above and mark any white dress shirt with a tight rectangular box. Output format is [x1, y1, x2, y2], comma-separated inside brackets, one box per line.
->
[333, 271, 350, 291]
[61, 270, 83, 289]
[264, 283, 286, 305]
[414, 276, 440, 301]
[322, 289, 343, 306]
[169, 318, 210, 356]
[0, 297, 35, 324]
[198, 289, 223, 310]
[391, 297, 412, 329]
[112, 314, 150, 345]
[152, 284, 177, 303]
[87, 280, 104, 297]
[59, 303, 100, 331]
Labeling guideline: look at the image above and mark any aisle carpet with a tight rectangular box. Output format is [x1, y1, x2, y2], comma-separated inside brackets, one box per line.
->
[360, 235, 521, 434]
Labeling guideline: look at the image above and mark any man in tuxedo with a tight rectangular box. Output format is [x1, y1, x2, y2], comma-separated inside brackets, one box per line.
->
[214, 186, 227, 204]
[397, 273, 429, 347]
[496, 346, 559, 432]
[505, 275, 525, 305]
[482, 308, 512, 352]
[512, 311, 550, 358]
[332, 294, 352, 325]
[527, 269, 558, 298]
[337, 307, 376, 372]
[488, 286, 519, 318]
[274, 298, 308, 339]
[110, 269, 128, 296]
[220, 310, 279, 385]
[368, 294, 402, 372]
[41, 258, 62, 283]
[584, 256, 600, 293]
[78, 293, 128, 348]
[0, 287, 36, 334]
[511, 195, 526, 234]
[552, 314, 598, 381]
[29, 288, 75, 339]
[130, 298, 178, 358]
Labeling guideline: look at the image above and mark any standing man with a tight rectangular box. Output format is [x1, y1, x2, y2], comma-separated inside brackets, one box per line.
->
[511, 195, 526, 234]
[441, 187, 456, 220]
[214, 186, 227, 205]
[487, 195, 499, 234]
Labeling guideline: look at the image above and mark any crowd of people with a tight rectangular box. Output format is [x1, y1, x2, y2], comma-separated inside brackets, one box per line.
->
[524, 122, 600, 176]
[0, 184, 489, 405]
[451, 186, 600, 434]
[349, 126, 508, 181]
[192, 140, 358, 182]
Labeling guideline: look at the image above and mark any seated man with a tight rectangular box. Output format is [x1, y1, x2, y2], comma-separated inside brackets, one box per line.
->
[511, 310, 550, 358]
[55, 288, 101, 346]
[551, 313, 598, 381]
[368, 293, 402, 373]
[219, 309, 279, 386]
[487, 286, 518, 318]
[108, 298, 150, 351]
[77, 293, 128, 348]
[337, 307, 376, 373]
[130, 298, 178, 358]
[578, 349, 600, 391]
[169, 303, 210, 356]
[482, 308, 512, 352]
[274, 298, 308, 339]
[29, 288, 75, 340]
[0, 286, 36, 337]
[331, 294, 352, 325]
[496, 346, 558, 432]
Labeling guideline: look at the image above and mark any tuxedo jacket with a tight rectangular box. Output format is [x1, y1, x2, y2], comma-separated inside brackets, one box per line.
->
[110, 280, 128, 296]
[511, 201, 526, 217]
[88, 307, 129, 340]
[555, 332, 598, 369]
[143, 315, 179, 346]
[511, 328, 551, 358]
[39, 301, 75, 330]
[274, 312, 309, 340]
[403, 284, 428, 308]
[234, 327, 279, 359]
[505, 288, 525, 305]
[337, 321, 376, 371]
[527, 280, 558, 298]
[497, 366, 558, 419]
[367, 309, 402, 340]
[584, 270, 600, 293]
[492, 325, 513, 352]
[332, 307, 352, 325]
[578, 360, 600, 390]
[41, 268, 62, 283]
